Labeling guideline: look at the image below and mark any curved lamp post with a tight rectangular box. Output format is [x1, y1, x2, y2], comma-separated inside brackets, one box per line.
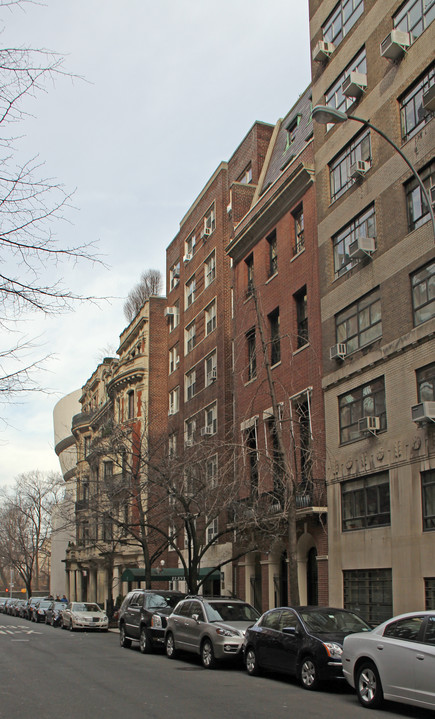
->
[312, 104, 435, 239]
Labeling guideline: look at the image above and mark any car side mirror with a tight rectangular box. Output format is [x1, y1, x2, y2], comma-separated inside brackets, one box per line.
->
[192, 613, 201, 623]
[282, 626, 297, 635]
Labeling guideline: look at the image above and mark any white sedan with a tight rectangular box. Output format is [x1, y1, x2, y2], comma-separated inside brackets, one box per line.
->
[61, 602, 109, 632]
[342, 610, 435, 711]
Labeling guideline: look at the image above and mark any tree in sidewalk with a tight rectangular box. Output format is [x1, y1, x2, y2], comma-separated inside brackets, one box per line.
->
[0, 2, 101, 406]
[123, 270, 163, 322]
[0, 470, 64, 596]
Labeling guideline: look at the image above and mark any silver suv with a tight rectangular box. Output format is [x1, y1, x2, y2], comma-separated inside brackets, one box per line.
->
[165, 596, 260, 669]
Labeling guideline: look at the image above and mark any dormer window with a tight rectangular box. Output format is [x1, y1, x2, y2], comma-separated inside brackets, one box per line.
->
[285, 115, 301, 148]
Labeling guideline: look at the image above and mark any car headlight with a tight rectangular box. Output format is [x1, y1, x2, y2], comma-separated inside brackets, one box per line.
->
[216, 628, 239, 637]
[323, 642, 343, 658]
[151, 615, 163, 628]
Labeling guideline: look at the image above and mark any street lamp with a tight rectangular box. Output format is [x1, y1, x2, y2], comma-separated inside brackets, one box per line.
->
[312, 104, 435, 238]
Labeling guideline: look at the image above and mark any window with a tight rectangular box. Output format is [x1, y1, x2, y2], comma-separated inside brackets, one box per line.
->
[343, 568, 392, 625]
[204, 205, 216, 235]
[206, 454, 218, 488]
[336, 288, 382, 354]
[84, 436, 91, 458]
[417, 362, 435, 401]
[205, 300, 216, 335]
[205, 250, 216, 287]
[238, 164, 252, 184]
[185, 417, 196, 446]
[170, 262, 180, 290]
[127, 390, 135, 419]
[169, 345, 179, 374]
[405, 159, 435, 231]
[411, 260, 435, 325]
[168, 300, 180, 332]
[169, 387, 179, 415]
[185, 275, 196, 308]
[207, 517, 218, 543]
[185, 233, 196, 258]
[103, 461, 113, 480]
[333, 204, 376, 277]
[394, 0, 435, 42]
[400, 63, 435, 142]
[203, 402, 217, 435]
[325, 48, 367, 119]
[185, 322, 196, 354]
[245, 254, 254, 297]
[339, 376, 386, 444]
[422, 469, 435, 531]
[329, 129, 371, 202]
[246, 423, 259, 498]
[205, 351, 217, 386]
[267, 230, 278, 277]
[246, 327, 256, 381]
[285, 115, 301, 148]
[295, 288, 308, 348]
[269, 308, 281, 364]
[293, 205, 304, 255]
[342, 472, 390, 531]
[185, 368, 196, 401]
[168, 433, 177, 458]
[426, 579, 435, 609]
[322, 0, 364, 47]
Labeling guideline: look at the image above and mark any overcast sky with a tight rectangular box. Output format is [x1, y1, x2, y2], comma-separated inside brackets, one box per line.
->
[0, 0, 311, 487]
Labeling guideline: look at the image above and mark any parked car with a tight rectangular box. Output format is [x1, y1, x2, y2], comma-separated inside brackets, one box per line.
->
[31, 599, 53, 623]
[12, 599, 27, 617]
[45, 601, 65, 627]
[0, 597, 9, 612]
[61, 602, 109, 631]
[165, 596, 260, 669]
[119, 589, 185, 653]
[6, 598, 20, 615]
[342, 610, 435, 711]
[243, 606, 371, 690]
[23, 598, 40, 620]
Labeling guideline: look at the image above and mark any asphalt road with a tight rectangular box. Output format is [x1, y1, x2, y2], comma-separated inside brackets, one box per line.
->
[0, 612, 433, 719]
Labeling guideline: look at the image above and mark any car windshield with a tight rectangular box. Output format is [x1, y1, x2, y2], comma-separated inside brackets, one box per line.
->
[71, 603, 102, 613]
[300, 608, 370, 634]
[205, 602, 260, 623]
[37, 601, 51, 609]
[146, 594, 182, 610]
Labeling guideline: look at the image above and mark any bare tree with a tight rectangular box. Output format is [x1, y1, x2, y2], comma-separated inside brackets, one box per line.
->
[0, 470, 64, 596]
[123, 270, 163, 322]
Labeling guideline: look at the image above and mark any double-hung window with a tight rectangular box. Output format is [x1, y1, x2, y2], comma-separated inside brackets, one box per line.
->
[293, 205, 304, 255]
[185, 322, 196, 354]
[245, 254, 254, 297]
[267, 230, 278, 277]
[339, 376, 386, 444]
[205, 300, 216, 335]
[204, 205, 216, 235]
[417, 362, 435, 402]
[322, 0, 364, 47]
[400, 63, 435, 143]
[203, 402, 217, 435]
[405, 159, 435, 231]
[169, 387, 179, 415]
[246, 327, 256, 381]
[295, 288, 308, 348]
[185, 276, 196, 308]
[411, 260, 435, 325]
[185, 369, 196, 401]
[205, 250, 216, 287]
[185, 417, 196, 446]
[205, 351, 217, 385]
[330, 129, 371, 202]
[269, 308, 281, 365]
[333, 204, 376, 277]
[422, 470, 435, 530]
[393, 0, 435, 42]
[336, 288, 382, 354]
[169, 345, 179, 374]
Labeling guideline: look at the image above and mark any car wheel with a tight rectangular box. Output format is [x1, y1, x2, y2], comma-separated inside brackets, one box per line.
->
[356, 661, 383, 709]
[201, 638, 217, 669]
[119, 624, 132, 649]
[299, 656, 320, 690]
[165, 632, 177, 659]
[245, 646, 261, 676]
[140, 626, 152, 654]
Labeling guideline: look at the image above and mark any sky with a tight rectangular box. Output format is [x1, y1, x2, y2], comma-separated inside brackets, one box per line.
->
[0, 0, 311, 487]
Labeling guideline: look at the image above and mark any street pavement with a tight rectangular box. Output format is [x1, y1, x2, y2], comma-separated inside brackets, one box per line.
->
[0, 612, 432, 719]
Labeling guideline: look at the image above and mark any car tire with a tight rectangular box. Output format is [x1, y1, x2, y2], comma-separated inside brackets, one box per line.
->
[299, 656, 320, 690]
[119, 624, 132, 649]
[140, 626, 153, 654]
[356, 661, 383, 709]
[201, 638, 217, 669]
[165, 632, 177, 659]
[245, 646, 261, 676]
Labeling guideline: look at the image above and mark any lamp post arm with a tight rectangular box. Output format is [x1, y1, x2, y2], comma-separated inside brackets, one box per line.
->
[347, 114, 435, 239]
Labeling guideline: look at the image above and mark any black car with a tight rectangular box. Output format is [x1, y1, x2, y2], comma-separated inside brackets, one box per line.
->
[45, 601, 65, 626]
[31, 599, 53, 623]
[243, 606, 371, 690]
[119, 589, 186, 653]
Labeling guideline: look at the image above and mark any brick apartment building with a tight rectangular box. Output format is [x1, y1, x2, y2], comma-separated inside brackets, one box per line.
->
[227, 87, 328, 611]
[165, 122, 275, 596]
[309, 0, 435, 622]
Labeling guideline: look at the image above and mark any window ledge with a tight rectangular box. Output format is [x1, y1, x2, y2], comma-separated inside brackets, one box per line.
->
[244, 377, 257, 387]
[266, 272, 278, 284]
[293, 343, 310, 356]
[291, 248, 305, 263]
[271, 360, 282, 369]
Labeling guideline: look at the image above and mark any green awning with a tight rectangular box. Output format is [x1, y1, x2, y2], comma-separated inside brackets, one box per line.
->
[120, 567, 221, 583]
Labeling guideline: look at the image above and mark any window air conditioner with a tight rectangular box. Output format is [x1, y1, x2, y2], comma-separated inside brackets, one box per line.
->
[358, 416, 380, 434]
[172, 267, 180, 278]
[164, 307, 176, 317]
[411, 401, 435, 424]
[380, 30, 410, 60]
[183, 253, 193, 263]
[350, 160, 370, 179]
[348, 236, 376, 259]
[312, 40, 335, 63]
[207, 367, 217, 382]
[200, 426, 213, 436]
[329, 343, 347, 360]
[423, 84, 435, 113]
[201, 226, 212, 239]
[342, 72, 367, 99]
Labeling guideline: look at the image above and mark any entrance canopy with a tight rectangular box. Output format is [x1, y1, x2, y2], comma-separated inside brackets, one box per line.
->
[120, 567, 221, 583]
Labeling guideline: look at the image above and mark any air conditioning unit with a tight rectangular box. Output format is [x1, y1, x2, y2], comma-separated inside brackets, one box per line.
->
[172, 267, 180, 278]
[423, 84, 435, 113]
[312, 40, 335, 63]
[164, 307, 176, 317]
[342, 72, 367, 99]
[380, 29, 410, 60]
[358, 416, 380, 434]
[330, 343, 347, 360]
[207, 367, 217, 382]
[411, 401, 435, 424]
[348, 236, 376, 259]
[201, 226, 212, 239]
[350, 160, 370, 179]
[430, 185, 435, 206]
[200, 426, 213, 436]
[183, 253, 192, 263]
